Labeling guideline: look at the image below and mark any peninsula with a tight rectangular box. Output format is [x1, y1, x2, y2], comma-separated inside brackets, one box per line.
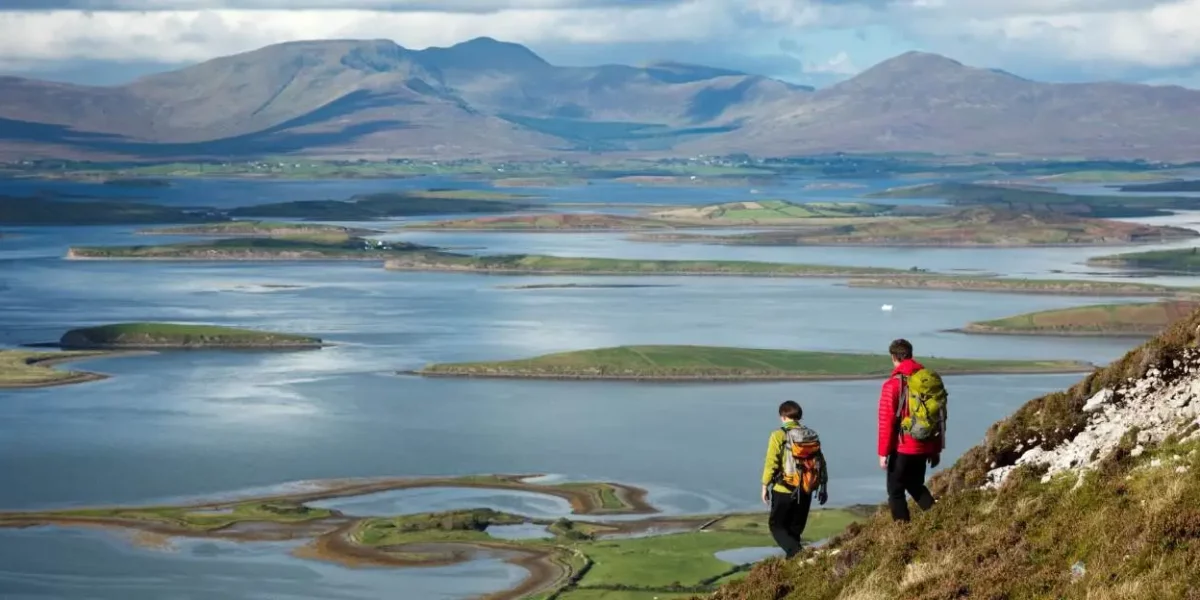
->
[637, 207, 1198, 247]
[384, 253, 914, 278]
[58, 323, 323, 349]
[67, 237, 438, 261]
[412, 345, 1093, 381]
[867, 182, 1200, 218]
[958, 301, 1200, 337]
[1116, 179, 1200, 193]
[0, 350, 121, 389]
[846, 275, 1198, 297]
[138, 221, 382, 237]
[1086, 247, 1200, 273]
[0, 473, 863, 600]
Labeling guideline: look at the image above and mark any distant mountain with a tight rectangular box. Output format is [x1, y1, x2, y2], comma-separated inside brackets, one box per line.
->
[1, 43, 1198, 161]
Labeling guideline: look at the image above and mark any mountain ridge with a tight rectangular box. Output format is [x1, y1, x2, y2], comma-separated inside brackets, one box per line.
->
[1, 38, 1198, 161]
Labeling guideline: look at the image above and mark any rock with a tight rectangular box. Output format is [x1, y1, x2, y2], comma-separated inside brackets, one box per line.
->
[1083, 389, 1114, 412]
[1150, 458, 1163, 468]
[1131, 446, 1145, 458]
[1177, 466, 1189, 474]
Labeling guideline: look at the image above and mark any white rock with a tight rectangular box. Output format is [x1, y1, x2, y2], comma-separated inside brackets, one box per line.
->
[1131, 446, 1146, 457]
[1150, 459, 1163, 468]
[1083, 389, 1115, 412]
[1177, 466, 1189, 474]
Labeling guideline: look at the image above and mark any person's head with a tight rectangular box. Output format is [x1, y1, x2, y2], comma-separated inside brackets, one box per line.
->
[889, 338, 913, 367]
[778, 400, 802, 423]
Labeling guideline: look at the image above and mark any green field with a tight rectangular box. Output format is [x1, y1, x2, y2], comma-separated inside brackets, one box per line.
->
[1087, 246, 1200, 272]
[418, 345, 1093, 380]
[59, 322, 322, 349]
[962, 301, 1200, 336]
[868, 182, 1200, 218]
[0, 350, 114, 389]
[69, 237, 437, 260]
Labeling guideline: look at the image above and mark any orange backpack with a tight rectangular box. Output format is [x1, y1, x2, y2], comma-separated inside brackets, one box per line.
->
[778, 425, 823, 494]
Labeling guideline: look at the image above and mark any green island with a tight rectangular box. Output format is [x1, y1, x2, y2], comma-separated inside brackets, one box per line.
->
[137, 221, 382, 237]
[226, 190, 533, 220]
[637, 207, 1198, 247]
[1033, 170, 1182, 183]
[647, 200, 892, 224]
[67, 236, 437, 261]
[1, 195, 226, 226]
[846, 275, 1199, 297]
[1086, 246, 1200, 273]
[413, 345, 1093, 381]
[0, 350, 124, 389]
[58, 323, 323, 350]
[1116, 179, 1200, 192]
[403, 213, 697, 231]
[958, 301, 1200, 337]
[868, 182, 1200, 218]
[0, 474, 864, 600]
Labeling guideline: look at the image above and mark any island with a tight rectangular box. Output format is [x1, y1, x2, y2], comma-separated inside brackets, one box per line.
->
[957, 301, 1200, 337]
[492, 176, 589, 188]
[867, 182, 1200, 218]
[227, 190, 533, 220]
[67, 236, 439, 261]
[0, 474, 865, 600]
[401, 213, 694, 231]
[1, 195, 227, 225]
[384, 253, 915, 278]
[0, 350, 122, 389]
[648, 199, 893, 224]
[58, 323, 323, 349]
[410, 345, 1094, 381]
[846, 275, 1198, 297]
[636, 207, 1198, 247]
[138, 221, 382, 237]
[1086, 247, 1200, 273]
[1116, 179, 1200, 193]
[101, 178, 172, 188]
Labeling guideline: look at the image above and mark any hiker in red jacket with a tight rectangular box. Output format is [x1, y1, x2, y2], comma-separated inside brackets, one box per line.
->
[877, 338, 942, 521]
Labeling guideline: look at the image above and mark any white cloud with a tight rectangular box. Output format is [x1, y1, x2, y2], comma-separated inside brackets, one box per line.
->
[804, 50, 859, 75]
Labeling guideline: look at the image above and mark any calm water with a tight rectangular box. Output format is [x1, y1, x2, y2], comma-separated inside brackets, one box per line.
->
[1, 176, 1195, 599]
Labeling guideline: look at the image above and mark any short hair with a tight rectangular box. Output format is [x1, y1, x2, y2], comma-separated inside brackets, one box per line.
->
[889, 338, 913, 361]
[778, 400, 802, 421]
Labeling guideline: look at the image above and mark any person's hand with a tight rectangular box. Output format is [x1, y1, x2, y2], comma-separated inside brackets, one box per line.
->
[761, 485, 769, 505]
[879, 455, 889, 470]
[817, 489, 828, 506]
[928, 454, 941, 468]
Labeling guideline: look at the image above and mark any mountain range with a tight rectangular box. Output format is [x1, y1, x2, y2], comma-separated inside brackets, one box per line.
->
[2, 37, 1198, 161]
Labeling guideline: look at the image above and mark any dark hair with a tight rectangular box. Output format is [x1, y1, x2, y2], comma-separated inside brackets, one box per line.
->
[778, 400, 802, 421]
[889, 338, 913, 361]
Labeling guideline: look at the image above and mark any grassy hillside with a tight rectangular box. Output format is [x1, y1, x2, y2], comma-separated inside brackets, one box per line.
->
[643, 207, 1198, 247]
[60, 323, 321, 349]
[1088, 246, 1200, 273]
[868, 182, 1200, 218]
[962, 301, 1200, 336]
[418, 345, 1092, 380]
[708, 308, 1200, 600]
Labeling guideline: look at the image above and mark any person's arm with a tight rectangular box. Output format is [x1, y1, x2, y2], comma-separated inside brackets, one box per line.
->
[817, 448, 829, 504]
[877, 378, 898, 468]
[761, 430, 781, 502]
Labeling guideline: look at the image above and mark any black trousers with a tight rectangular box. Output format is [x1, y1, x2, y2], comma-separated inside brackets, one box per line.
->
[887, 452, 935, 521]
[768, 488, 812, 558]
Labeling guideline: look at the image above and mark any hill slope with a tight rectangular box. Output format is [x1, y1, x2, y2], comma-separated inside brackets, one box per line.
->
[708, 308, 1200, 599]
[2, 44, 1199, 160]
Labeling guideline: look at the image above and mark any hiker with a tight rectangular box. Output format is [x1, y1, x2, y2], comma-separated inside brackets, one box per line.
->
[877, 338, 947, 522]
[762, 400, 828, 558]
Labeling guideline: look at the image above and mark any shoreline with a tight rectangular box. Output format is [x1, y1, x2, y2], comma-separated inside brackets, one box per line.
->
[0, 351, 154, 390]
[383, 263, 908, 278]
[405, 364, 1096, 382]
[844, 280, 1195, 297]
[951, 327, 1157, 338]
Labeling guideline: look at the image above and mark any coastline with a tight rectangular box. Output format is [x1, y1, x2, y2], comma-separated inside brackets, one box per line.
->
[844, 279, 1195, 297]
[382, 262, 906, 278]
[406, 364, 1096, 382]
[0, 351, 153, 390]
[950, 327, 1156, 338]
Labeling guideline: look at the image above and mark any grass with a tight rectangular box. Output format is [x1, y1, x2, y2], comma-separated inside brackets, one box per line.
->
[60, 322, 320, 348]
[386, 253, 914, 277]
[1034, 170, 1179, 183]
[868, 182, 1200, 218]
[1088, 246, 1200, 273]
[24, 501, 336, 532]
[709, 305, 1200, 600]
[0, 350, 112, 388]
[353, 509, 527, 546]
[418, 345, 1092, 380]
[964, 301, 1200, 336]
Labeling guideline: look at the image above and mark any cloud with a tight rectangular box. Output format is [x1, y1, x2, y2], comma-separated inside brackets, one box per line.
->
[804, 51, 859, 75]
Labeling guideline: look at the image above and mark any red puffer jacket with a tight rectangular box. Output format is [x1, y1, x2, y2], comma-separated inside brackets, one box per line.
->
[877, 358, 944, 457]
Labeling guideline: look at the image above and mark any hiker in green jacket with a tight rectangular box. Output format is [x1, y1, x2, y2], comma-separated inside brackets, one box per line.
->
[761, 400, 829, 558]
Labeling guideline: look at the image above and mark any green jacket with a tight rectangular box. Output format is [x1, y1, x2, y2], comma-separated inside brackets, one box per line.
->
[762, 420, 829, 495]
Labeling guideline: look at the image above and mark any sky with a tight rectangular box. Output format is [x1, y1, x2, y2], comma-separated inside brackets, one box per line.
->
[0, 0, 1198, 88]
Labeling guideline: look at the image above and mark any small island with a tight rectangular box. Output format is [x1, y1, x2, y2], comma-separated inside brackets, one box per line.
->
[402, 213, 692, 231]
[648, 200, 892, 224]
[0, 350, 120, 389]
[58, 323, 323, 350]
[1, 195, 227, 226]
[101, 177, 172, 188]
[412, 345, 1093, 381]
[138, 221, 382, 237]
[1116, 179, 1200, 193]
[1086, 247, 1200, 273]
[384, 253, 913, 278]
[227, 190, 533, 220]
[68, 236, 438, 261]
[868, 182, 1200, 218]
[846, 275, 1198, 297]
[638, 207, 1198, 247]
[958, 301, 1200, 337]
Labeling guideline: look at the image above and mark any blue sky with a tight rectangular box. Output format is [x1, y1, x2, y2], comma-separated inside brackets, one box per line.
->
[1, 1, 1198, 88]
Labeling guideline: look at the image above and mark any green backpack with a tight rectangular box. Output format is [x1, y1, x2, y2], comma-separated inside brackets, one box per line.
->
[897, 368, 947, 441]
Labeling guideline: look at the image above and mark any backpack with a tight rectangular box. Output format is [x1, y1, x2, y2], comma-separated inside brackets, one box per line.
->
[777, 425, 823, 494]
[897, 368, 948, 442]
